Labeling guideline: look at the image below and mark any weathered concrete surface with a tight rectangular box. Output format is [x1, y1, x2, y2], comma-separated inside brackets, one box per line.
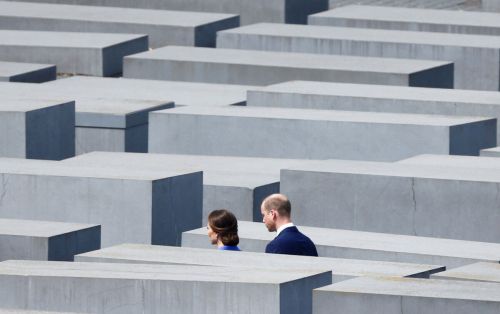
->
[280, 159, 500, 242]
[218, 23, 500, 90]
[0, 99, 75, 160]
[76, 243, 446, 282]
[0, 158, 202, 247]
[0, 30, 148, 76]
[148, 106, 495, 160]
[399, 154, 500, 169]
[0, 260, 331, 314]
[0, 61, 55, 83]
[431, 262, 500, 283]
[309, 5, 500, 36]
[0, 0, 329, 25]
[61, 152, 314, 222]
[481, 146, 500, 157]
[0, 218, 100, 261]
[246, 81, 500, 144]
[123, 45, 454, 88]
[0, 1, 239, 48]
[182, 221, 500, 268]
[314, 276, 500, 314]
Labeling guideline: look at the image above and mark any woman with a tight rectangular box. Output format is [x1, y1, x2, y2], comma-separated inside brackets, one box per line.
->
[207, 209, 241, 251]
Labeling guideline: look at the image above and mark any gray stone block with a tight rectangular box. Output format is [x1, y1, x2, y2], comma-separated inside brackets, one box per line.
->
[483, 0, 500, 12]
[123, 45, 454, 88]
[218, 23, 500, 90]
[280, 160, 500, 242]
[0, 61, 55, 83]
[148, 106, 495, 160]
[247, 81, 500, 144]
[0, 99, 75, 160]
[481, 147, 500, 157]
[314, 276, 500, 314]
[76, 243, 445, 283]
[0, 158, 202, 247]
[399, 154, 500, 169]
[431, 262, 500, 283]
[0, 218, 100, 261]
[309, 5, 500, 36]
[329, 0, 466, 9]
[0, 310, 80, 313]
[0, 0, 328, 25]
[0, 260, 331, 314]
[0, 30, 147, 76]
[0, 1, 239, 48]
[61, 152, 316, 222]
[182, 221, 500, 268]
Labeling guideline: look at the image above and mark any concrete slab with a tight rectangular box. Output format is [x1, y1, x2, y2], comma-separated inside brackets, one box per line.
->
[123, 45, 454, 88]
[329, 0, 466, 9]
[481, 146, 500, 157]
[281, 159, 500, 242]
[314, 276, 500, 314]
[309, 5, 500, 36]
[399, 154, 500, 169]
[148, 105, 495, 160]
[182, 221, 500, 268]
[0, 310, 80, 314]
[218, 23, 500, 90]
[0, 0, 328, 25]
[483, 0, 500, 12]
[246, 81, 500, 144]
[61, 151, 317, 222]
[0, 158, 202, 247]
[0, 30, 147, 76]
[431, 262, 500, 283]
[0, 218, 100, 261]
[0, 99, 74, 160]
[0, 1, 238, 48]
[0, 61, 55, 83]
[0, 260, 331, 314]
[76, 243, 446, 282]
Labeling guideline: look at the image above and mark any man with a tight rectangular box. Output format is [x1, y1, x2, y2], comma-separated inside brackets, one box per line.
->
[260, 193, 318, 256]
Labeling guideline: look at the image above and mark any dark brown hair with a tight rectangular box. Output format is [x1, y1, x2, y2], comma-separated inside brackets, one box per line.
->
[208, 209, 239, 246]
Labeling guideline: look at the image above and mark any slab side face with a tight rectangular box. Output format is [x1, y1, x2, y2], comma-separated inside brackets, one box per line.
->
[47, 225, 101, 261]
[0, 112, 26, 157]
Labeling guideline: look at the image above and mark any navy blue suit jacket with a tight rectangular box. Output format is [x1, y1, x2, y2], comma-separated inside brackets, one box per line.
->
[265, 226, 318, 257]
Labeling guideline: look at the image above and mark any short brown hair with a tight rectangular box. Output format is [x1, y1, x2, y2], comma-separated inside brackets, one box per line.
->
[208, 209, 239, 246]
[262, 194, 291, 218]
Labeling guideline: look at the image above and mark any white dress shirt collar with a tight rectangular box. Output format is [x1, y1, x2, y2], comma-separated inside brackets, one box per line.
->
[276, 222, 294, 236]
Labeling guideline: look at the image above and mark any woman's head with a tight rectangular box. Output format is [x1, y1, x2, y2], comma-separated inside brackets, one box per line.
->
[207, 209, 239, 247]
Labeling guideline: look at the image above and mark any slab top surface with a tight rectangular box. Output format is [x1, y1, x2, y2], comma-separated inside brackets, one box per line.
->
[432, 262, 500, 282]
[482, 146, 500, 153]
[0, 1, 237, 26]
[317, 276, 500, 302]
[0, 30, 146, 48]
[186, 221, 500, 262]
[223, 23, 500, 48]
[153, 105, 490, 126]
[0, 260, 329, 284]
[310, 5, 500, 28]
[399, 154, 500, 169]
[0, 98, 73, 112]
[0, 61, 54, 77]
[126, 45, 451, 73]
[77, 243, 443, 278]
[0, 218, 98, 237]
[252, 81, 500, 105]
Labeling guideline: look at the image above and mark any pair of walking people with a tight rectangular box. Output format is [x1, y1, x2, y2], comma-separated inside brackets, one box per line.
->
[207, 193, 318, 257]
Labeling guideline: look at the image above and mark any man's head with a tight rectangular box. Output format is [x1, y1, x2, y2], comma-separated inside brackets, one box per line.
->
[260, 193, 291, 232]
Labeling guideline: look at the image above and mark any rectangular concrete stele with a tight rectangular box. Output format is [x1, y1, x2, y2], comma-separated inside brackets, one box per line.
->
[0, 61, 55, 83]
[0, 260, 331, 314]
[247, 81, 500, 144]
[328, 0, 466, 9]
[0, 99, 75, 160]
[309, 5, 500, 36]
[0, 218, 100, 262]
[0, 158, 202, 247]
[123, 45, 454, 87]
[0, 1, 239, 48]
[0, 310, 80, 314]
[314, 276, 500, 314]
[481, 146, 500, 157]
[0, 30, 148, 76]
[182, 221, 500, 268]
[280, 159, 500, 242]
[483, 0, 500, 12]
[75, 243, 446, 283]
[0, 0, 329, 25]
[218, 23, 500, 91]
[399, 154, 500, 169]
[431, 262, 500, 283]
[61, 151, 318, 222]
[148, 105, 495, 161]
